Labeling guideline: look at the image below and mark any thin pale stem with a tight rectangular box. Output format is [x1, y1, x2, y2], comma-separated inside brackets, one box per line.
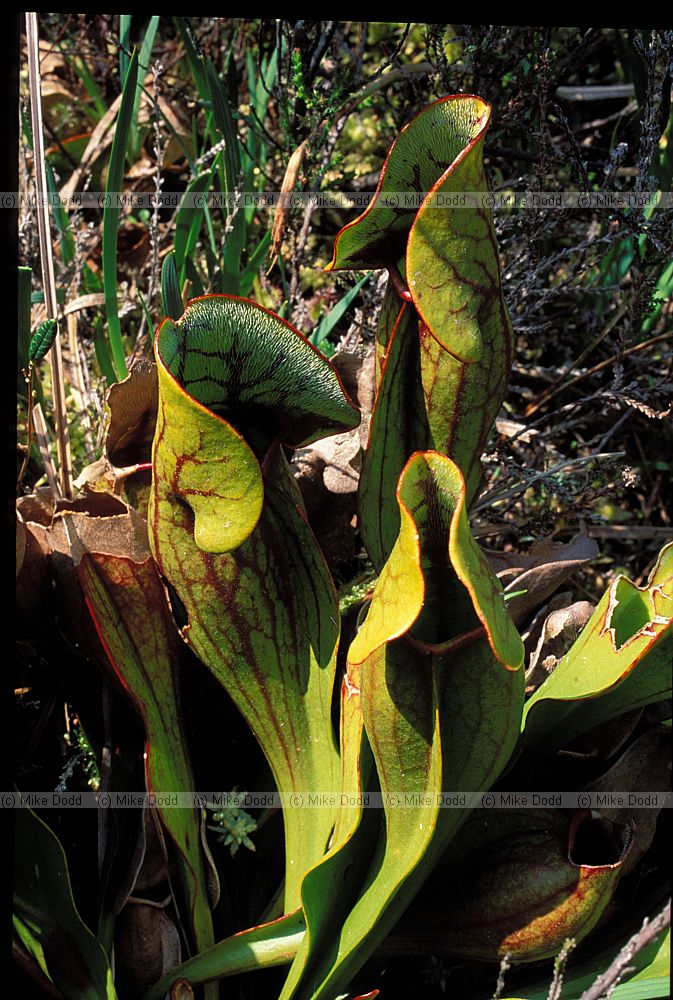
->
[30, 402, 59, 496]
[26, 11, 73, 498]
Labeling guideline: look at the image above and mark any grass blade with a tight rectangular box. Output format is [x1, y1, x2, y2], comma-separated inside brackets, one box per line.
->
[129, 15, 160, 160]
[204, 56, 245, 289]
[18, 266, 32, 384]
[119, 14, 131, 83]
[93, 314, 117, 384]
[185, 257, 205, 298]
[174, 17, 208, 99]
[102, 48, 139, 382]
[240, 231, 272, 297]
[204, 56, 241, 192]
[70, 52, 108, 120]
[174, 166, 216, 277]
[310, 273, 371, 351]
[45, 160, 75, 265]
[161, 252, 183, 319]
[136, 288, 153, 334]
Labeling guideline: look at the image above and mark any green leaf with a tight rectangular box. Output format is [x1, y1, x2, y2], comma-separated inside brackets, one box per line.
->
[67, 52, 108, 120]
[142, 910, 306, 1000]
[174, 166, 217, 281]
[63, 508, 215, 961]
[28, 319, 58, 363]
[203, 58, 240, 193]
[327, 96, 515, 568]
[128, 16, 160, 161]
[18, 267, 32, 381]
[174, 17, 209, 106]
[119, 15, 131, 83]
[309, 273, 371, 351]
[240, 230, 272, 296]
[285, 452, 524, 999]
[102, 48, 139, 382]
[204, 57, 245, 289]
[520, 541, 673, 763]
[149, 294, 359, 909]
[280, 660, 379, 999]
[13, 798, 117, 999]
[137, 287, 153, 335]
[14, 914, 52, 984]
[184, 256, 205, 298]
[93, 313, 117, 384]
[46, 159, 76, 264]
[161, 251, 183, 320]
[242, 47, 277, 227]
[642, 259, 673, 333]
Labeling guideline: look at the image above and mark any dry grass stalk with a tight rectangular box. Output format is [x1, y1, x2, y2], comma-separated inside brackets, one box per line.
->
[26, 11, 73, 498]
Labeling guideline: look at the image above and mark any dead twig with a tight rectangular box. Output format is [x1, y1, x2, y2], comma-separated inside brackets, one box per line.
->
[492, 952, 512, 1000]
[473, 452, 624, 514]
[579, 900, 670, 1000]
[268, 139, 309, 266]
[525, 332, 672, 417]
[587, 525, 673, 540]
[555, 84, 635, 100]
[525, 305, 628, 417]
